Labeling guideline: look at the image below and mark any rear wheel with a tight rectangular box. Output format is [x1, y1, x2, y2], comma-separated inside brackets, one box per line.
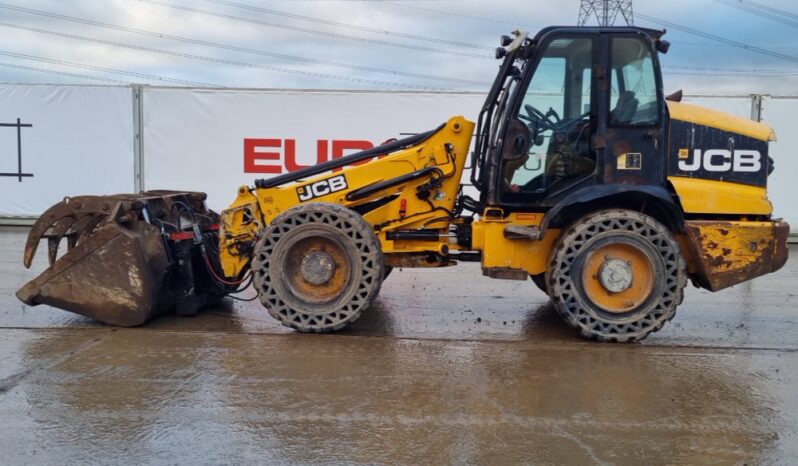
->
[547, 209, 686, 342]
[252, 203, 384, 332]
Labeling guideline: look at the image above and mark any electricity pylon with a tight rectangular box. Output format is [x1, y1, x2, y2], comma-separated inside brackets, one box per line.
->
[578, 0, 634, 26]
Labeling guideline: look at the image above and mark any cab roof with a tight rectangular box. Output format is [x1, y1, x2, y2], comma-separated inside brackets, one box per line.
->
[532, 26, 666, 42]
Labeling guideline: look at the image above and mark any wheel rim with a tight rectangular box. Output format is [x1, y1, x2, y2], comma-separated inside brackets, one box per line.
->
[549, 211, 685, 341]
[281, 234, 352, 305]
[581, 243, 655, 314]
[252, 204, 383, 332]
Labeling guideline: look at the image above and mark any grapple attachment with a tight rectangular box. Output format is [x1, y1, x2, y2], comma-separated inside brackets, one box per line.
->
[17, 191, 231, 326]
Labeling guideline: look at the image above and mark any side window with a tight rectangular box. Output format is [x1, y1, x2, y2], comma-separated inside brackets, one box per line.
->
[502, 37, 595, 196]
[525, 56, 566, 122]
[610, 37, 659, 126]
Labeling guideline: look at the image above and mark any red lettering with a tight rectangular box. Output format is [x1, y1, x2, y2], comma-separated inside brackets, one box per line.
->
[332, 140, 374, 172]
[282, 139, 307, 172]
[317, 140, 329, 165]
[244, 138, 282, 174]
[243, 138, 377, 174]
[332, 140, 374, 160]
[285, 139, 333, 172]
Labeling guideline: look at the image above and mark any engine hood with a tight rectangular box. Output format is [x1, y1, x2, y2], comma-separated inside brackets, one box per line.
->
[666, 100, 776, 143]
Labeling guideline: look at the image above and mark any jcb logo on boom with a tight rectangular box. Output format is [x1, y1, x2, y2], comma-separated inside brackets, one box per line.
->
[678, 149, 762, 172]
[297, 175, 348, 202]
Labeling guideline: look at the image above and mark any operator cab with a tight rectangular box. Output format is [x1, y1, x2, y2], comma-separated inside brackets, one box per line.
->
[472, 26, 669, 212]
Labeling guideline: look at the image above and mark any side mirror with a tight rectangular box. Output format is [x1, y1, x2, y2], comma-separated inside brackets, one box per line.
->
[665, 90, 683, 102]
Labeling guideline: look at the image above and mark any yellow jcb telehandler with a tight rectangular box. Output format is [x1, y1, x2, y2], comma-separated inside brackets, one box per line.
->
[17, 27, 789, 342]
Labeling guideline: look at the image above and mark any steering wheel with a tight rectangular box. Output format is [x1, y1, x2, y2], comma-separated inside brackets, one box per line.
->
[522, 104, 592, 132]
[519, 104, 555, 130]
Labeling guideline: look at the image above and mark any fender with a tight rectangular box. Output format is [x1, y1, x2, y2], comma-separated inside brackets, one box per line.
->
[540, 184, 685, 233]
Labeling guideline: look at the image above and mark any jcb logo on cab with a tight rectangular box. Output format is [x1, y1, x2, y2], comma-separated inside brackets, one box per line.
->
[678, 149, 761, 172]
[297, 175, 348, 202]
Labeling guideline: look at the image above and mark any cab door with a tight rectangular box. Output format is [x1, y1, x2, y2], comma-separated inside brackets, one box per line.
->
[601, 34, 666, 185]
[496, 33, 600, 209]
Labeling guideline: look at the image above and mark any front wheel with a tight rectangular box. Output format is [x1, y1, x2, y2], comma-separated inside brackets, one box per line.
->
[547, 209, 686, 342]
[252, 203, 384, 332]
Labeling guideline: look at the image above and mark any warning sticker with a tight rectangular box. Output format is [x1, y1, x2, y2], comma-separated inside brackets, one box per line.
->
[617, 152, 642, 170]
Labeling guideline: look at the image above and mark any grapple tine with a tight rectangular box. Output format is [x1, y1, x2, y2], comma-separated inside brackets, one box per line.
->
[23, 196, 117, 268]
[67, 233, 78, 250]
[45, 213, 109, 265]
[74, 214, 108, 247]
[45, 216, 80, 266]
[46, 237, 60, 266]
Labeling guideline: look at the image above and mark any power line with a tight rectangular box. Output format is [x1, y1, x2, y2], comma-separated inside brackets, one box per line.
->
[637, 12, 798, 64]
[0, 3, 488, 86]
[381, 1, 798, 74]
[0, 21, 454, 90]
[712, 0, 798, 28]
[137, 0, 488, 59]
[383, 1, 538, 28]
[666, 70, 798, 77]
[676, 41, 798, 50]
[202, 0, 493, 50]
[0, 61, 129, 84]
[670, 65, 798, 75]
[725, 0, 798, 21]
[0, 50, 218, 86]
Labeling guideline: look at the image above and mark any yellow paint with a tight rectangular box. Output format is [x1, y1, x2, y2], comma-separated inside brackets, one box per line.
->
[581, 243, 654, 313]
[668, 177, 772, 215]
[667, 101, 776, 142]
[616, 153, 627, 169]
[690, 222, 769, 270]
[684, 220, 783, 291]
[472, 212, 560, 275]
[218, 187, 263, 277]
[218, 116, 475, 278]
[678, 148, 688, 159]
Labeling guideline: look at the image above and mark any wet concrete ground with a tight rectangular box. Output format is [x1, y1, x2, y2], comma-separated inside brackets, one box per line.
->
[1, 226, 796, 465]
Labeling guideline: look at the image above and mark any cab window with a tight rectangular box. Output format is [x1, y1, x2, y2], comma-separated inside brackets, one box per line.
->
[501, 37, 595, 198]
[610, 37, 659, 126]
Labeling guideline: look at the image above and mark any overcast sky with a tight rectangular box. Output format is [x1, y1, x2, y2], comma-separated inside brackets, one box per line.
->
[1, 0, 797, 95]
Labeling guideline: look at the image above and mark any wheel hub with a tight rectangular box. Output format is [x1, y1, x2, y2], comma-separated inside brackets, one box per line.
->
[598, 257, 633, 293]
[581, 242, 656, 314]
[280, 235, 351, 306]
[301, 251, 335, 285]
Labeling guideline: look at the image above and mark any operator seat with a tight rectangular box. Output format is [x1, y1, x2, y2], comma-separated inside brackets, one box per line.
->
[611, 91, 639, 124]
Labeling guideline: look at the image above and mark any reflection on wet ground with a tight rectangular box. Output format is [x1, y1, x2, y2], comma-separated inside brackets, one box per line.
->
[0, 227, 796, 464]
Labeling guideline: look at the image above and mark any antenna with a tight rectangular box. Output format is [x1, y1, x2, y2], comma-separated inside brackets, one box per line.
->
[578, 0, 634, 26]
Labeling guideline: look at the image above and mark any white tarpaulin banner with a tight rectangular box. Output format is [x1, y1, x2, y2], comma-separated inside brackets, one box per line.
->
[760, 97, 798, 233]
[0, 84, 135, 216]
[142, 88, 484, 211]
[3, 84, 793, 233]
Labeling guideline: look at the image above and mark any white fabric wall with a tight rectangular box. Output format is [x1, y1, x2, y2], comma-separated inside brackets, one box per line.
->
[760, 97, 798, 232]
[0, 84, 135, 216]
[142, 88, 484, 211]
[0, 84, 794, 233]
